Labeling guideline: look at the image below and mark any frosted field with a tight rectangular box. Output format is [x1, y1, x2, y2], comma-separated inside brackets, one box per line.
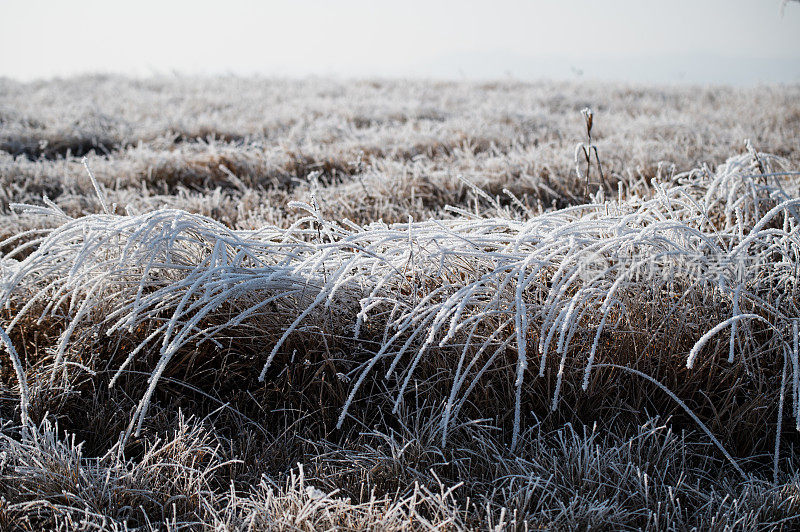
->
[1, 76, 800, 530]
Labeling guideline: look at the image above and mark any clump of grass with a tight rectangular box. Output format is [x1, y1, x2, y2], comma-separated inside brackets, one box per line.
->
[2, 145, 798, 455]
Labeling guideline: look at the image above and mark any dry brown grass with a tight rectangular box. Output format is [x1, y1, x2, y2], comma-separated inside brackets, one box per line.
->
[0, 76, 799, 530]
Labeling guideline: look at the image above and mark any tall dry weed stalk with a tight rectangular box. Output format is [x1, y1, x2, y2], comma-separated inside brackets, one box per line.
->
[576, 107, 607, 200]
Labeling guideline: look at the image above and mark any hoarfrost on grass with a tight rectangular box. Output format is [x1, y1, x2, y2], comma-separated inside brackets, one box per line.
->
[2, 150, 798, 450]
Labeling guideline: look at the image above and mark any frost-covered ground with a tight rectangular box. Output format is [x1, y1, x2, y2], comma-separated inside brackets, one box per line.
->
[0, 76, 799, 530]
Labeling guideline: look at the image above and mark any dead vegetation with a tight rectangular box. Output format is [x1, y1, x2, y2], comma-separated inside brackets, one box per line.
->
[0, 76, 799, 530]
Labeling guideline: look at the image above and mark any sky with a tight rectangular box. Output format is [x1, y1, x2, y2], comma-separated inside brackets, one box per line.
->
[1, 0, 799, 85]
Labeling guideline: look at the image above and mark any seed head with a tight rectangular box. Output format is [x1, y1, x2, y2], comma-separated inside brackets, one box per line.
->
[581, 107, 594, 136]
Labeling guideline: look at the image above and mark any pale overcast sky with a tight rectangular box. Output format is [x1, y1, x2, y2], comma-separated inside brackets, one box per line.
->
[1, 0, 799, 84]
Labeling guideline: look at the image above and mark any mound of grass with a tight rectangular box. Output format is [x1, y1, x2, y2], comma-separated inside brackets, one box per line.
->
[1, 147, 799, 529]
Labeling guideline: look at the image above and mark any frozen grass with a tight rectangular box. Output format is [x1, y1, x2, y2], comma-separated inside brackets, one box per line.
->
[1, 76, 799, 530]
